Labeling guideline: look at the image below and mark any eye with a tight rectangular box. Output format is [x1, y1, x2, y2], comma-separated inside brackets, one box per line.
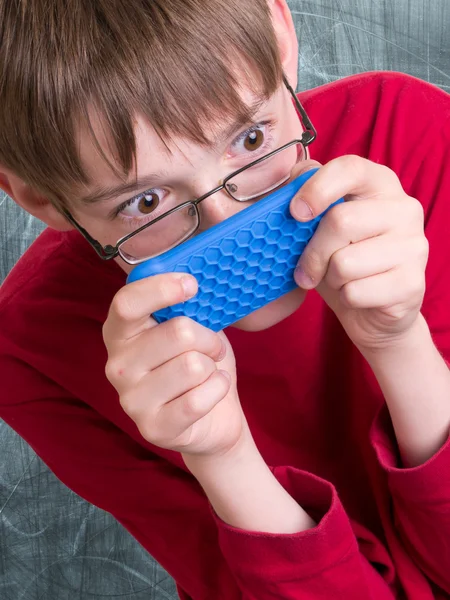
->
[243, 128, 265, 151]
[231, 123, 271, 156]
[120, 188, 166, 218]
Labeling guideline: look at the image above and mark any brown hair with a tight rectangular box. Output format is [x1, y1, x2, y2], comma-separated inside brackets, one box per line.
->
[0, 0, 283, 209]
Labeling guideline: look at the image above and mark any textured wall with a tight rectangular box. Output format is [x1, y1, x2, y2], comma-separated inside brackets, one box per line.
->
[1, 2, 449, 599]
[293, 0, 450, 90]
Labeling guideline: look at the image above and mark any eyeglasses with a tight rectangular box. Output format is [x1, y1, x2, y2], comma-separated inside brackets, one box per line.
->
[62, 76, 316, 265]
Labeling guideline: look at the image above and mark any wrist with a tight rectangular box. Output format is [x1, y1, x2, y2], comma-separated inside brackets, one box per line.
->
[183, 427, 316, 534]
[357, 313, 429, 363]
[182, 423, 258, 475]
[358, 312, 450, 467]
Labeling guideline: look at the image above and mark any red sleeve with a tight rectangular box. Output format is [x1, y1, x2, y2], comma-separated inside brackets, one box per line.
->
[212, 466, 395, 599]
[0, 354, 397, 600]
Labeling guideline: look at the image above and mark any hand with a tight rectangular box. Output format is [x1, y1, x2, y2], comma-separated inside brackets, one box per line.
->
[102, 273, 247, 457]
[290, 156, 429, 352]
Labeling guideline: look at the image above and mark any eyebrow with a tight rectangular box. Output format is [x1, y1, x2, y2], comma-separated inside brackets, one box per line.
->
[80, 97, 269, 206]
[80, 172, 168, 206]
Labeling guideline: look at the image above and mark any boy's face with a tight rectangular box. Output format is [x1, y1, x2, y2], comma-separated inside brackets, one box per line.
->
[74, 80, 307, 331]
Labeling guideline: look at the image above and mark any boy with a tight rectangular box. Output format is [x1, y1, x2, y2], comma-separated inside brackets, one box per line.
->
[1, 0, 450, 598]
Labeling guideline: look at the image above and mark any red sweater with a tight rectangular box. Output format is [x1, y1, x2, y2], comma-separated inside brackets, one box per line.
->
[2, 72, 450, 600]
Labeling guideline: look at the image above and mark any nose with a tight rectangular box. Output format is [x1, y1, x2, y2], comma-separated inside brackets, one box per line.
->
[193, 180, 248, 231]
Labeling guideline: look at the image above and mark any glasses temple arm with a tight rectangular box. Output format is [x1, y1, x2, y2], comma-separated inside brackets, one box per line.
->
[283, 74, 317, 146]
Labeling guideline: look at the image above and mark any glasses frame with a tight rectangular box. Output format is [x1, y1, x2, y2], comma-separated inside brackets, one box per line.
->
[61, 75, 317, 265]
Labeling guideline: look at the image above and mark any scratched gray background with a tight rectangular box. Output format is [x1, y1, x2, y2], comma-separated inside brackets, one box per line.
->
[1, 1, 449, 599]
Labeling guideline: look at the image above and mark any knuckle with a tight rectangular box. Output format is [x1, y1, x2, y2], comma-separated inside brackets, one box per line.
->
[181, 391, 205, 421]
[182, 351, 210, 381]
[101, 320, 110, 344]
[338, 156, 399, 190]
[112, 288, 136, 322]
[119, 392, 138, 419]
[327, 203, 353, 234]
[367, 160, 398, 187]
[331, 250, 352, 283]
[408, 196, 425, 225]
[339, 154, 361, 170]
[408, 236, 428, 267]
[170, 317, 196, 348]
[105, 358, 122, 385]
[412, 235, 429, 263]
[337, 154, 366, 180]
[408, 271, 426, 299]
[341, 281, 358, 307]
[420, 236, 430, 261]
[378, 162, 397, 182]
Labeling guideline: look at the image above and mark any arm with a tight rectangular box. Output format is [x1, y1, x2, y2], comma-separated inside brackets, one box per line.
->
[358, 117, 450, 591]
[184, 426, 315, 534]
[3, 392, 394, 600]
[184, 432, 396, 600]
[361, 313, 450, 468]
[360, 312, 450, 594]
[290, 109, 450, 591]
[362, 313, 450, 594]
[0, 353, 396, 600]
[98, 273, 396, 600]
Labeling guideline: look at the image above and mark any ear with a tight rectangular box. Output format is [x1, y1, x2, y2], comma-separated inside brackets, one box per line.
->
[0, 168, 73, 231]
[269, 0, 299, 90]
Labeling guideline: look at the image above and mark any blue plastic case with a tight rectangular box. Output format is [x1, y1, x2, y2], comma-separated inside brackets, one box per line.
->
[127, 168, 343, 331]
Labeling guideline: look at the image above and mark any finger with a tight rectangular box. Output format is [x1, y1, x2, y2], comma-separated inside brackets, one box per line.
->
[103, 272, 198, 346]
[144, 317, 226, 369]
[325, 235, 429, 290]
[105, 317, 225, 388]
[149, 351, 218, 410]
[337, 267, 426, 311]
[120, 350, 218, 421]
[295, 198, 396, 289]
[154, 370, 231, 446]
[290, 155, 403, 222]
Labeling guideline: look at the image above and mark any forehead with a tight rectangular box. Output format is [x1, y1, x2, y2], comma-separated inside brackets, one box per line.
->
[76, 83, 279, 192]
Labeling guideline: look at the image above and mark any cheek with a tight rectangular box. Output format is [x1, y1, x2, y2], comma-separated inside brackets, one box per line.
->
[232, 287, 307, 332]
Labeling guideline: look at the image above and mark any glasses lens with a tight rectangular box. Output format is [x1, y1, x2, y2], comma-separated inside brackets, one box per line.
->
[118, 203, 198, 264]
[225, 142, 305, 202]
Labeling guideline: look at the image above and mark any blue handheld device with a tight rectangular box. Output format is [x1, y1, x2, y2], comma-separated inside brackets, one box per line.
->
[127, 168, 343, 331]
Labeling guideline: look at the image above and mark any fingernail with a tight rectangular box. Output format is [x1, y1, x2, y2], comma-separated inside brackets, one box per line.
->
[294, 266, 315, 289]
[181, 276, 197, 299]
[292, 198, 314, 221]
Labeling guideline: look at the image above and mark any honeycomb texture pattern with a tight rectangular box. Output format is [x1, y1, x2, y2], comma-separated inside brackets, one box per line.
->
[128, 170, 343, 331]
[150, 206, 322, 331]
